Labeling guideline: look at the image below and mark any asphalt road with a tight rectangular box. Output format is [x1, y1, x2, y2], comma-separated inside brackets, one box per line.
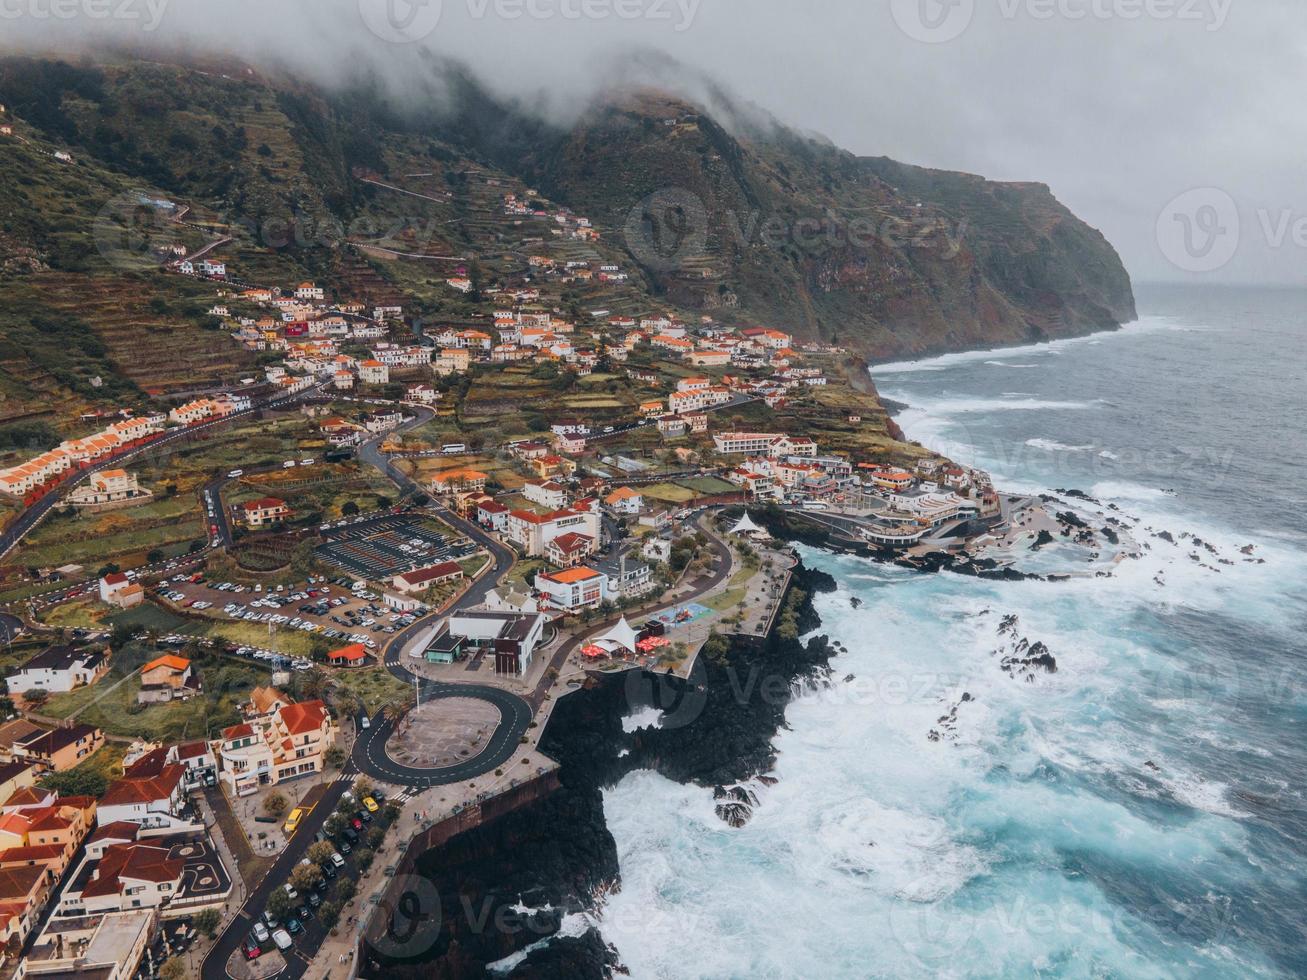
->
[0, 383, 327, 566]
[0, 613, 22, 645]
[348, 413, 530, 787]
[199, 768, 355, 980]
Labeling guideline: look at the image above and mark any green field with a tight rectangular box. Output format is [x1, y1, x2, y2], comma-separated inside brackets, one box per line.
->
[40, 641, 271, 743]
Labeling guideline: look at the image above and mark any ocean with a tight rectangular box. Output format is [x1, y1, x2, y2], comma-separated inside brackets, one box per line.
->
[592, 284, 1307, 978]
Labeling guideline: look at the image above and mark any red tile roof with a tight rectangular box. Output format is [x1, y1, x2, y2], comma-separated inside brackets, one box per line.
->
[100, 766, 185, 807]
[80, 843, 181, 898]
[279, 700, 328, 736]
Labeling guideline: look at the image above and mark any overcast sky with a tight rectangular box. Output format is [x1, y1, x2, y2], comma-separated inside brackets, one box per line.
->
[4, 0, 1303, 285]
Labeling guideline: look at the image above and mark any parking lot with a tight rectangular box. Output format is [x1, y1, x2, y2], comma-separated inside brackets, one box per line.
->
[154, 574, 428, 657]
[315, 514, 476, 581]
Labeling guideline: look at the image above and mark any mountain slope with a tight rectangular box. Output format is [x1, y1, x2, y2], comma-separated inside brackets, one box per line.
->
[0, 54, 1135, 389]
[500, 91, 1135, 360]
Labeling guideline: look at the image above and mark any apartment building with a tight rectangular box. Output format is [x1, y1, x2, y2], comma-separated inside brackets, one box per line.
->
[211, 700, 335, 796]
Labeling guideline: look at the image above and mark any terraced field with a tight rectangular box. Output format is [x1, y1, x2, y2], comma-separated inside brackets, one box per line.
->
[33, 271, 255, 394]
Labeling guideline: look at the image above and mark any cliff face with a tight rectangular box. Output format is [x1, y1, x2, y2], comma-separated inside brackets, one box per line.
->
[514, 92, 1136, 360]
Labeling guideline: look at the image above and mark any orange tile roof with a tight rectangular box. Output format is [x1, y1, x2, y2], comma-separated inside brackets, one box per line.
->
[141, 654, 190, 674]
[542, 567, 600, 585]
[279, 700, 328, 736]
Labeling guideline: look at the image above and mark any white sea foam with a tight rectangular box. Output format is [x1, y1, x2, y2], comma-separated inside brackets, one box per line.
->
[597, 310, 1302, 979]
[1025, 438, 1096, 453]
[621, 706, 664, 732]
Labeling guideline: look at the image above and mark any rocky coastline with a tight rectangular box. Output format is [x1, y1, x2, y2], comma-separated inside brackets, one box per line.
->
[370, 562, 837, 979]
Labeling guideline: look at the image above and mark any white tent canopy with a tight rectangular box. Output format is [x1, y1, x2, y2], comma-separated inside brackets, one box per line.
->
[594, 616, 641, 654]
[730, 511, 764, 535]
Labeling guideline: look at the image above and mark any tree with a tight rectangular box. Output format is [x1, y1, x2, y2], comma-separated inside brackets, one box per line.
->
[308, 841, 336, 866]
[319, 900, 341, 930]
[147, 549, 165, 564]
[193, 908, 221, 937]
[159, 958, 187, 980]
[353, 776, 375, 799]
[296, 666, 330, 700]
[366, 826, 385, 850]
[325, 814, 348, 837]
[290, 863, 323, 893]
[40, 768, 108, 797]
[355, 847, 374, 872]
[342, 501, 360, 517]
[263, 792, 288, 817]
[266, 888, 294, 922]
[23, 689, 49, 707]
[333, 878, 356, 904]
[324, 746, 346, 770]
[384, 802, 401, 824]
[381, 694, 413, 724]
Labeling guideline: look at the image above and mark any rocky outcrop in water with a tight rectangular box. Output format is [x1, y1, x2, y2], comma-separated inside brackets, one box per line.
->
[992, 614, 1059, 681]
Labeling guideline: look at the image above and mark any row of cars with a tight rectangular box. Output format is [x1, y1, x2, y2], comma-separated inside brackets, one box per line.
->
[243, 792, 384, 962]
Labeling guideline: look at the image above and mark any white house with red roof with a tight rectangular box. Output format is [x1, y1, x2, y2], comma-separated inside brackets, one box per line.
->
[210, 699, 335, 796]
[96, 764, 188, 830]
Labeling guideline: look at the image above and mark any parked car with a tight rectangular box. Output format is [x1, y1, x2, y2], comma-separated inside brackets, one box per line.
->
[252, 922, 270, 944]
[286, 917, 304, 936]
[272, 928, 293, 951]
[243, 937, 261, 960]
[329, 851, 345, 868]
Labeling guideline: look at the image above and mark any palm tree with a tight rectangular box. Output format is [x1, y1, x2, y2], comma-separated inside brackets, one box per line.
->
[382, 694, 415, 725]
[298, 667, 330, 702]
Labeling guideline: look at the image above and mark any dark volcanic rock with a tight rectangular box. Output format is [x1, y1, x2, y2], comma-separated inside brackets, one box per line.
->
[505, 927, 623, 980]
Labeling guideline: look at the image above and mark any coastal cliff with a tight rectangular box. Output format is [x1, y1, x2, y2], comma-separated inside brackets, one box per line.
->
[366, 562, 836, 979]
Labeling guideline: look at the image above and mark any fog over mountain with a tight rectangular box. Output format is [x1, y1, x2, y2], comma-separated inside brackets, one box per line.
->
[2, 0, 1303, 285]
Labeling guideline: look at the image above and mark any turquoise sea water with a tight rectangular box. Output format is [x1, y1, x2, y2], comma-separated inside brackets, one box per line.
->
[594, 285, 1307, 978]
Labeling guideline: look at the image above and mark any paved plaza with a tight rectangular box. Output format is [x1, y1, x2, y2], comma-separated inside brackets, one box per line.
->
[388, 697, 504, 769]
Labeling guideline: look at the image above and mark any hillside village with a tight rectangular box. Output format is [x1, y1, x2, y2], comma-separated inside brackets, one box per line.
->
[0, 102, 1013, 980]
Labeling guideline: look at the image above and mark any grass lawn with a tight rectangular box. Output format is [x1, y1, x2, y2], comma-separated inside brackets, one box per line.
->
[41, 742, 128, 792]
[42, 643, 268, 741]
[13, 509, 205, 570]
[108, 602, 199, 635]
[677, 476, 738, 495]
[329, 667, 411, 715]
[44, 598, 111, 631]
[639, 483, 698, 504]
[507, 558, 545, 589]
[200, 619, 320, 659]
[702, 559, 758, 614]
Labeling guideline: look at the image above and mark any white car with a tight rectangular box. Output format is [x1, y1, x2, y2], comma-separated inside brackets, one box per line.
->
[272, 928, 292, 952]
[283, 460, 296, 469]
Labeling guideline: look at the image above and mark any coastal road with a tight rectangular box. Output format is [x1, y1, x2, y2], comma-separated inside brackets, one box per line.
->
[0, 383, 328, 567]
